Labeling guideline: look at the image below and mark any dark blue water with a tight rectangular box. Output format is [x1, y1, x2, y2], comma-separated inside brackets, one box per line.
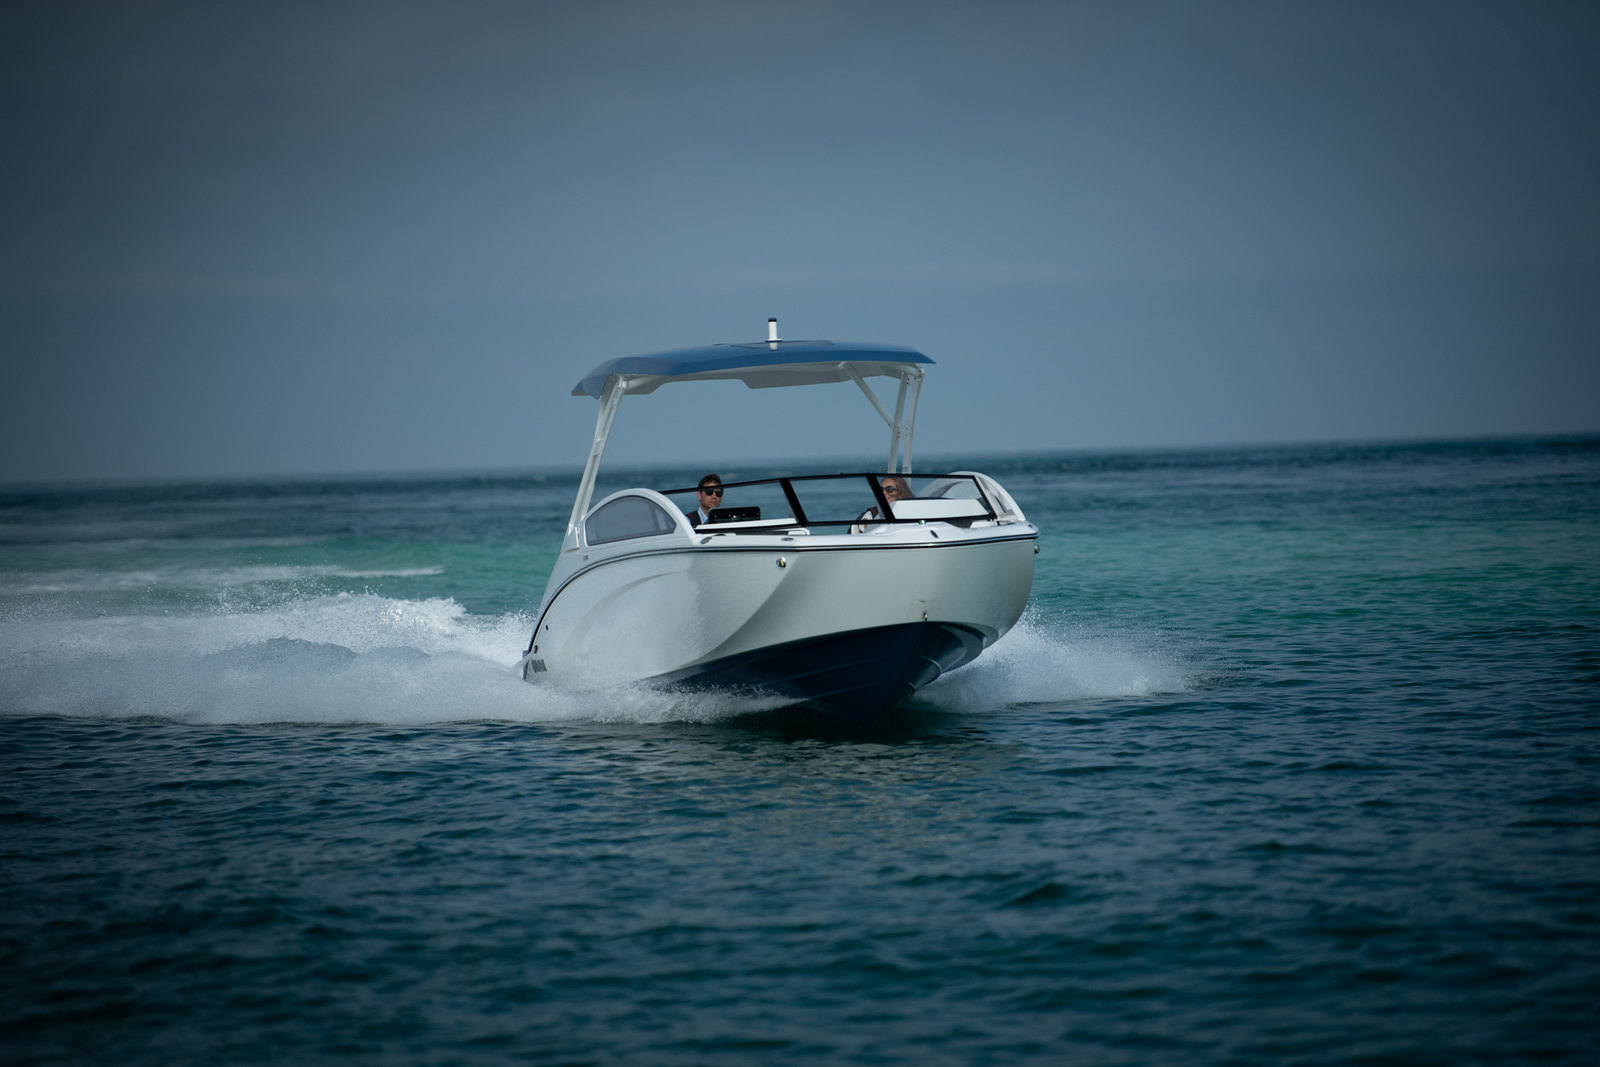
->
[3, 437, 1597, 1063]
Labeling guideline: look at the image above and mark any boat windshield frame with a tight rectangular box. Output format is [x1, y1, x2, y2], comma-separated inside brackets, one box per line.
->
[656, 471, 1002, 531]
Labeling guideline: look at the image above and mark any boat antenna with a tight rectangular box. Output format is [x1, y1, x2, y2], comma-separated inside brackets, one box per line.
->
[767, 317, 780, 346]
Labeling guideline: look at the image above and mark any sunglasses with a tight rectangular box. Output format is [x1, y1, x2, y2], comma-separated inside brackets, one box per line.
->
[700, 488, 723, 496]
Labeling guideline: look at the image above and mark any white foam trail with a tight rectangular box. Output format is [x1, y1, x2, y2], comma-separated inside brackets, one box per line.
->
[0, 594, 590, 726]
[0, 598, 1191, 727]
[912, 614, 1192, 711]
[3, 564, 444, 596]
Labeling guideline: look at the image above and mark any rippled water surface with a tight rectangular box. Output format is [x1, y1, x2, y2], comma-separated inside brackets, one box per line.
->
[3, 438, 1597, 1064]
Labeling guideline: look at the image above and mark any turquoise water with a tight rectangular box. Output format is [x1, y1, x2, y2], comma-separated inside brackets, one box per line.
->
[2, 438, 1597, 1063]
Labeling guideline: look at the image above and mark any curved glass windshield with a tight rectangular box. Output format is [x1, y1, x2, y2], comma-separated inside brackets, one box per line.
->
[586, 496, 678, 545]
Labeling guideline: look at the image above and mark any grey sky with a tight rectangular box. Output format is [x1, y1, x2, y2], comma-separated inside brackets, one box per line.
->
[2, 1, 1596, 482]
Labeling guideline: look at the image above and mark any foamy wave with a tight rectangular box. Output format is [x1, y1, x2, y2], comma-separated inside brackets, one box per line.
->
[0, 594, 572, 725]
[0, 593, 805, 726]
[0, 598, 1191, 727]
[912, 614, 1192, 711]
[2, 564, 444, 596]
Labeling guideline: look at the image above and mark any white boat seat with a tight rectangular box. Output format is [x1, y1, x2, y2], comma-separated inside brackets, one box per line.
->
[890, 498, 989, 520]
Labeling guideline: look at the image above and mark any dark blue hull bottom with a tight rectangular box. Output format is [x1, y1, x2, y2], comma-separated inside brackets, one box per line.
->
[650, 621, 990, 726]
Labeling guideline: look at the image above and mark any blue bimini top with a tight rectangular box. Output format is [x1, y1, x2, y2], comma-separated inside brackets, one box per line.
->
[572, 339, 934, 398]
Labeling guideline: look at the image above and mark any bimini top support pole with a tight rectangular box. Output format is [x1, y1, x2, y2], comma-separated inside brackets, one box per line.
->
[895, 367, 923, 474]
[565, 374, 628, 545]
[844, 362, 924, 474]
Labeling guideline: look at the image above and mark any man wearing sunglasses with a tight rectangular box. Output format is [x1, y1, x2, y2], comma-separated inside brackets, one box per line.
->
[687, 473, 724, 526]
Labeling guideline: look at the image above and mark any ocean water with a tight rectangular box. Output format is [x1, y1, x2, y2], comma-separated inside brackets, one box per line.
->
[2, 437, 1597, 1064]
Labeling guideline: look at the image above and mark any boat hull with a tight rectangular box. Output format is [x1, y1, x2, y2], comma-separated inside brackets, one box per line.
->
[651, 620, 989, 725]
[524, 529, 1036, 723]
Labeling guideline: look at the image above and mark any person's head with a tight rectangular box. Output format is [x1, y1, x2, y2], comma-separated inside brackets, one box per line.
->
[880, 476, 911, 502]
[696, 473, 724, 513]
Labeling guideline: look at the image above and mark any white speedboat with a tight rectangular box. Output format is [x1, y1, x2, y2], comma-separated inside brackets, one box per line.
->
[520, 320, 1037, 724]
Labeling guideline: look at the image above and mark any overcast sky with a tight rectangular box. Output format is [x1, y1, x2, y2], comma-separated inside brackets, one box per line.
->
[2, 0, 1596, 482]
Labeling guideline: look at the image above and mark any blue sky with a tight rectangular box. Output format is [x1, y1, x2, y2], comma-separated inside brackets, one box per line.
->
[2, 1, 1596, 482]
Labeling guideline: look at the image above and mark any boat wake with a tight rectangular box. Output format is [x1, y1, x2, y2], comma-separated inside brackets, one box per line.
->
[911, 612, 1192, 711]
[1, 596, 1190, 727]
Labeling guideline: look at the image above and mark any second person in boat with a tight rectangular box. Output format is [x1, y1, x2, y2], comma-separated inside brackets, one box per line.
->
[851, 475, 912, 533]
